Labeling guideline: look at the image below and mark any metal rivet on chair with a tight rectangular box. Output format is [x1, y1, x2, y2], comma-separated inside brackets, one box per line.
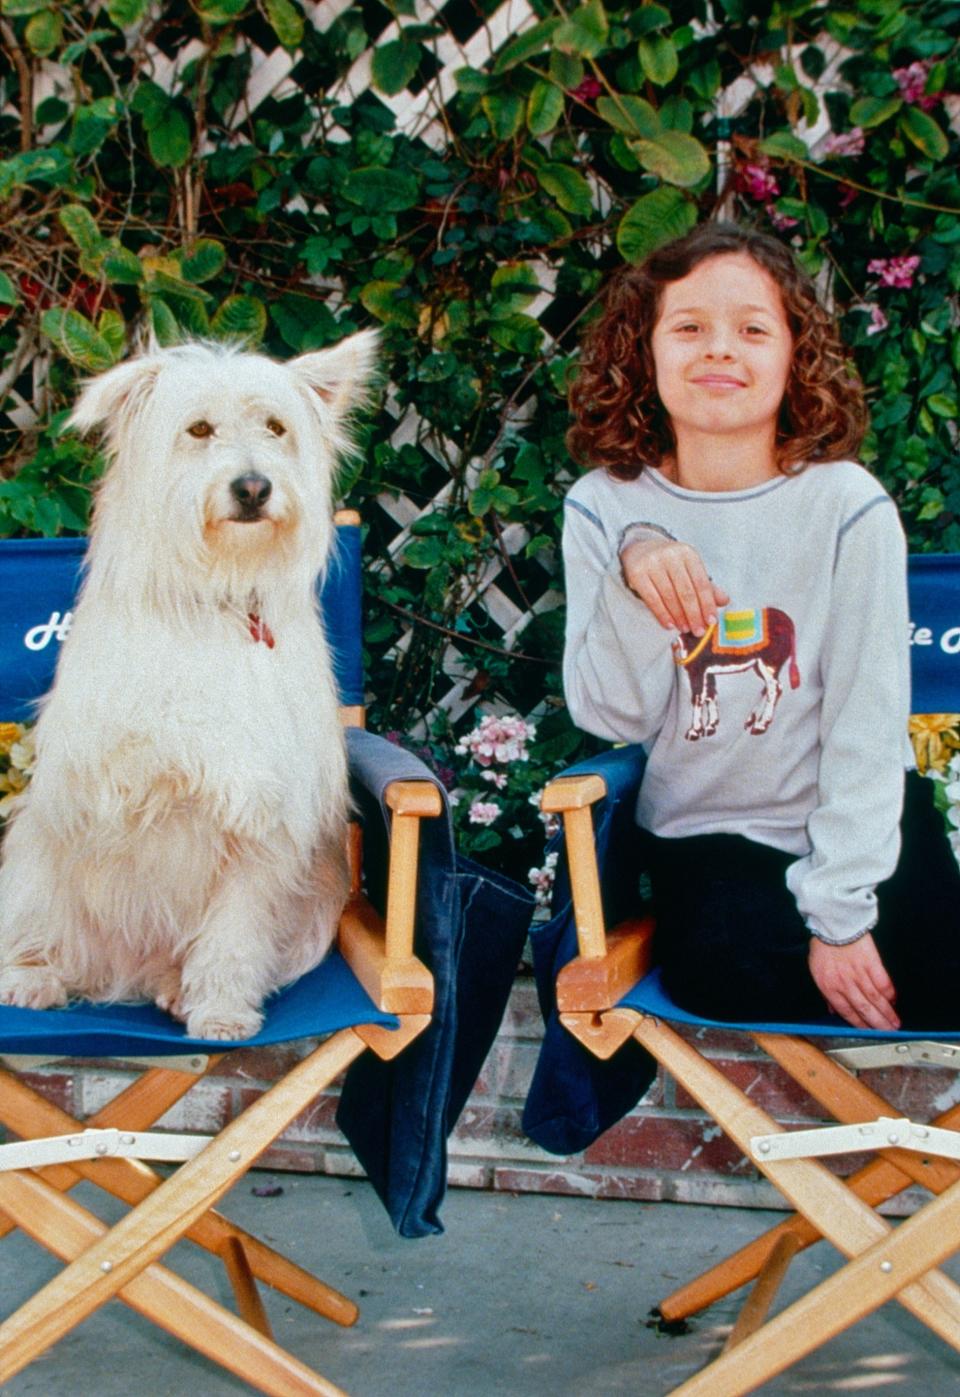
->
[896, 1044, 909, 1054]
[228, 1149, 241, 1161]
[887, 1132, 899, 1144]
[95, 1141, 108, 1155]
[758, 1141, 770, 1153]
[100, 1260, 113, 1273]
[880, 1260, 893, 1274]
[122, 1134, 135, 1145]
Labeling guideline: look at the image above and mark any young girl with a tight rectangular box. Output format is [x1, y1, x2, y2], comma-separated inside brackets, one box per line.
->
[563, 221, 960, 1032]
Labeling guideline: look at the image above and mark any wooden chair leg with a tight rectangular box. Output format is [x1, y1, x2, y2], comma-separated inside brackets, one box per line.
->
[0, 1063, 358, 1326]
[657, 1042, 960, 1323]
[0, 1028, 366, 1381]
[221, 1234, 274, 1338]
[671, 1172, 960, 1397]
[0, 1168, 346, 1396]
[633, 1018, 960, 1355]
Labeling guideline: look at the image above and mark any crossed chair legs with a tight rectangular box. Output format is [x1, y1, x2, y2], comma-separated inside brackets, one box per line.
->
[0, 1034, 370, 1395]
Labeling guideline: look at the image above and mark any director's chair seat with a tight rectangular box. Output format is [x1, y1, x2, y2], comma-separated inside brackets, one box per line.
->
[529, 553, 960, 1395]
[0, 514, 446, 1395]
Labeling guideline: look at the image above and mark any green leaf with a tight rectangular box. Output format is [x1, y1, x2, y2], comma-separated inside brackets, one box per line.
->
[211, 295, 267, 344]
[101, 243, 144, 284]
[629, 131, 710, 188]
[196, 0, 246, 21]
[264, 0, 303, 49]
[617, 186, 696, 264]
[637, 34, 678, 86]
[527, 80, 565, 136]
[0, 271, 17, 307]
[549, 51, 583, 89]
[900, 106, 949, 161]
[24, 8, 62, 57]
[487, 313, 543, 355]
[0, 1, 49, 14]
[849, 94, 902, 128]
[180, 238, 227, 283]
[359, 281, 418, 328]
[149, 297, 180, 346]
[342, 166, 419, 213]
[453, 67, 491, 94]
[596, 94, 659, 138]
[536, 162, 593, 216]
[493, 17, 560, 73]
[554, 0, 608, 58]
[631, 5, 671, 35]
[58, 205, 101, 255]
[148, 106, 192, 168]
[490, 262, 541, 316]
[481, 91, 525, 142]
[417, 352, 457, 382]
[131, 80, 168, 130]
[759, 129, 807, 160]
[41, 307, 116, 372]
[97, 309, 126, 358]
[106, 0, 149, 24]
[371, 38, 420, 95]
[927, 394, 958, 419]
[403, 536, 445, 568]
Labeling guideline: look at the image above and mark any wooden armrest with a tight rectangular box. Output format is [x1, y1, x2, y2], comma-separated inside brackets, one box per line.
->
[338, 777, 442, 1014]
[541, 773, 607, 812]
[338, 895, 434, 1015]
[540, 775, 609, 959]
[556, 917, 655, 1013]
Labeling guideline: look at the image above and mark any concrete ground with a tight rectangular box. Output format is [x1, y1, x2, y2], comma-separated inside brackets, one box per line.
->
[3, 1173, 960, 1396]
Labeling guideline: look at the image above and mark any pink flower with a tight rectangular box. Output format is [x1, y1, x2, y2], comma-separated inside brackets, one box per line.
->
[570, 76, 602, 101]
[838, 185, 859, 209]
[481, 769, 508, 789]
[455, 714, 536, 767]
[468, 799, 501, 826]
[766, 204, 799, 231]
[528, 851, 559, 908]
[822, 127, 865, 157]
[893, 61, 941, 111]
[861, 303, 889, 336]
[867, 255, 921, 289]
[736, 163, 780, 202]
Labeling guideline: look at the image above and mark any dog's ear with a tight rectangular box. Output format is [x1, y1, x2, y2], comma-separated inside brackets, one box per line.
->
[68, 354, 163, 435]
[287, 329, 379, 420]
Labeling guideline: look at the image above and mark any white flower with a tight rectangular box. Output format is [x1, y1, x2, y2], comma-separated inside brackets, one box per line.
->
[456, 714, 537, 768]
[468, 799, 501, 826]
[481, 769, 508, 789]
[528, 850, 559, 907]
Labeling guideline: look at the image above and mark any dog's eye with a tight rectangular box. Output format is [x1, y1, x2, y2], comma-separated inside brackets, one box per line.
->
[266, 418, 287, 437]
[187, 421, 214, 439]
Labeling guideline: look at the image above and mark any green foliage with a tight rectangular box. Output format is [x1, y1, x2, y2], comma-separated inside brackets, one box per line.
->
[0, 0, 958, 878]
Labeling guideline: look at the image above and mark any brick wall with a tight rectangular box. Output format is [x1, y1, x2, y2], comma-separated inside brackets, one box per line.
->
[12, 975, 959, 1215]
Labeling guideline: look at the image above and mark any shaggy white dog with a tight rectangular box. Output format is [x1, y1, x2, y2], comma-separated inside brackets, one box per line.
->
[0, 331, 377, 1039]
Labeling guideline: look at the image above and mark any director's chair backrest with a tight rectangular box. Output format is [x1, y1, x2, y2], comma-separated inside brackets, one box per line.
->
[907, 553, 960, 711]
[0, 511, 365, 722]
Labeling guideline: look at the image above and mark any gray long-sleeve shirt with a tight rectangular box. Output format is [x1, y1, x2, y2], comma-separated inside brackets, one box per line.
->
[563, 460, 914, 945]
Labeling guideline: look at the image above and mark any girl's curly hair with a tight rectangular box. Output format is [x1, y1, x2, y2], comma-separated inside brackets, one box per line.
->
[567, 222, 867, 479]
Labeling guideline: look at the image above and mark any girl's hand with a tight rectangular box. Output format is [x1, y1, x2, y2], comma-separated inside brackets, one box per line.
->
[620, 536, 729, 636]
[808, 933, 900, 1030]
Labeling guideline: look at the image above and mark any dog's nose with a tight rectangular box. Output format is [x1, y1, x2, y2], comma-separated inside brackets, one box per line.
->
[230, 473, 272, 510]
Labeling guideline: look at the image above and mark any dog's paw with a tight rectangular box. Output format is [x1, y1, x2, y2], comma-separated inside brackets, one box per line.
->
[184, 1006, 264, 1041]
[153, 973, 185, 1021]
[0, 964, 68, 1010]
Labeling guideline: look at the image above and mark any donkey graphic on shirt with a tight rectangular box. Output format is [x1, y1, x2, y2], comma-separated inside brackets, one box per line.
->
[672, 607, 800, 741]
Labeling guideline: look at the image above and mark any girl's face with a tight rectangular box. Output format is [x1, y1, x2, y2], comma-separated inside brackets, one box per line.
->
[650, 253, 794, 456]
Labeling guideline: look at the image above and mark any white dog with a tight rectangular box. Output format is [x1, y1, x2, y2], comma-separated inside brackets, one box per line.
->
[0, 331, 377, 1039]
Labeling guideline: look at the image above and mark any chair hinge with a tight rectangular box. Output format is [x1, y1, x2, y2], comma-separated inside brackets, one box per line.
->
[827, 1040, 960, 1070]
[0, 1127, 212, 1172]
[751, 1115, 960, 1164]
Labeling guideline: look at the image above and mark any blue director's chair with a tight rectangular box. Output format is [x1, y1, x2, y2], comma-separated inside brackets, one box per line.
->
[526, 555, 960, 1395]
[0, 512, 450, 1394]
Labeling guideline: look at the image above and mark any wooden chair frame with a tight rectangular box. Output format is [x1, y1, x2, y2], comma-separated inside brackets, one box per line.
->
[542, 771, 960, 1397]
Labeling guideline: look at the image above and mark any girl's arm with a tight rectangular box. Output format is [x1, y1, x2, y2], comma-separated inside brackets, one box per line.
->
[561, 499, 676, 743]
[785, 497, 911, 1023]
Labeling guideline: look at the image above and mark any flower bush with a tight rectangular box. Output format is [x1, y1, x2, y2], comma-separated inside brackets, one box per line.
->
[0, 0, 957, 879]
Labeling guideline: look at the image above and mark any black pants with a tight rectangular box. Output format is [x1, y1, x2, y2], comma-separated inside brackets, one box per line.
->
[642, 772, 960, 1029]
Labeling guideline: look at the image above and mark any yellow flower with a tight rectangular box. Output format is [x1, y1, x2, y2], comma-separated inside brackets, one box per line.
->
[0, 722, 23, 755]
[909, 714, 960, 774]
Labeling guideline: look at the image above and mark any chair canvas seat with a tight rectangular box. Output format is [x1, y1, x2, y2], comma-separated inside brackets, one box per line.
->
[0, 950, 396, 1058]
[620, 966, 953, 1042]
